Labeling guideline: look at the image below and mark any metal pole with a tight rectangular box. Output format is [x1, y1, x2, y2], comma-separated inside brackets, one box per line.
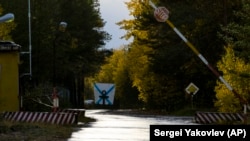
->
[20, 0, 32, 78]
[53, 37, 56, 87]
[28, 0, 32, 79]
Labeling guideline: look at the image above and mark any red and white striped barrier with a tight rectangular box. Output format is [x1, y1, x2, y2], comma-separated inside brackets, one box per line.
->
[2, 111, 77, 125]
[194, 111, 245, 124]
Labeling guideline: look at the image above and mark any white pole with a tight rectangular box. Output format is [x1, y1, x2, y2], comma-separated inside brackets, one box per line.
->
[149, 0, 157, 10]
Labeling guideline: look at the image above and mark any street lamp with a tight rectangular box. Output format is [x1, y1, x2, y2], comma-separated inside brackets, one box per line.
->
[59, 21, 67, 32]
[52, 21, 67, 112]
[0, 13, 14, 23]
[53, 21, 67, 87]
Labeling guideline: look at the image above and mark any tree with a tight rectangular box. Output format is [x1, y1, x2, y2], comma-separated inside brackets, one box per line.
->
[117, 0, 188, 110]
[220, 0, 250, 62]
[215, 0, 250, 112]
[215, 46, 250, 112]
[117, 0, 241, 111]
[95, 46, 140, 108]
[0, 0, 110, 108]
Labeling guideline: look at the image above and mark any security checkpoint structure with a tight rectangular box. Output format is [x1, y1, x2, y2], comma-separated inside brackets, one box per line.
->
[0, 12, 87, 125]
[0, 41, 21, 112]
[149, 0, 249, 123]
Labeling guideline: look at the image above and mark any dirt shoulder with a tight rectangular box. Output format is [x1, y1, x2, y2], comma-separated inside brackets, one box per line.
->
[0, 122, 74, 141]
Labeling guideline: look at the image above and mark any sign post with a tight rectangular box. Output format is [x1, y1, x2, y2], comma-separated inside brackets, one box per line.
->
[185, 83, 199, 95]
[185, 83, 199, 109]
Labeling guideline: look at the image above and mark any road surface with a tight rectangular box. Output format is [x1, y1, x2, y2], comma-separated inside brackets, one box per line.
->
[68, 109, 197, 141]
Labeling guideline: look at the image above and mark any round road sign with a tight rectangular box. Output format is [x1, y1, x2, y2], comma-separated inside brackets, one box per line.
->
[154, 7, 169, 22]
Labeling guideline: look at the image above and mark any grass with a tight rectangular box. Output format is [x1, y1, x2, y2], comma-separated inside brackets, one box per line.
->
[0, 116, 96, 141]
[0, 121, 72, 141]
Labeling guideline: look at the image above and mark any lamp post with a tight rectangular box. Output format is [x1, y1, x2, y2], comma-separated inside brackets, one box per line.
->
[52, 21, 67, 112]
[20, 0, 32, 79]
[19, 0, 32, 111]
[28, 0, 32, 79]
[53, 21, 67, 87]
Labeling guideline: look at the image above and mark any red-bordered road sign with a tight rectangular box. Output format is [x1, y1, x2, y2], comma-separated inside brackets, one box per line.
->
[154, 7, 169, 22]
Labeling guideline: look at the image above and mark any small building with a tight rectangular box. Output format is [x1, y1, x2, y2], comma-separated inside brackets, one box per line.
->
[0, 41, 21, 112]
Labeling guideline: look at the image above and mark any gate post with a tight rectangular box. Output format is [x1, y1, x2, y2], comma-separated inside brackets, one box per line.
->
[52, 87, 59, 112]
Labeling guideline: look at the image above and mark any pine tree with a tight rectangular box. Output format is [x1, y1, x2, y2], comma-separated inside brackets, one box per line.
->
[215, 0, 250, 112]
[220, 0, 250, 61]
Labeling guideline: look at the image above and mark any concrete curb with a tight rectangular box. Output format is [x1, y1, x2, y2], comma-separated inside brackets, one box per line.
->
[194, 111, 245, 124]
[2, 111, 78, 125]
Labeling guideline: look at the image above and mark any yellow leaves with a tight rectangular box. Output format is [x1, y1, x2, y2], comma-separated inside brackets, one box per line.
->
[215, 82, 241, 112]
[215, 45, 250, 112]
[127, 45, 152, 78]
[71, 38, 78, 48]
[125, 44, 156, 102]
[116, 19, 134, 30]
[95, 42, 155, 103]
[95, 48, 128, 83]
[125, 0, 145, 17]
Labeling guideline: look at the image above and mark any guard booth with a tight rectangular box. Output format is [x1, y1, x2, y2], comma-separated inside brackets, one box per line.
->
[0, 41, 21, 112]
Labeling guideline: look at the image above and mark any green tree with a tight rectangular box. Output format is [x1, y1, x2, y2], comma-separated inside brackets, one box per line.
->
[0, 0, 110, 108]
[215, 0, 250, 112]
[220, 0, 250, 61]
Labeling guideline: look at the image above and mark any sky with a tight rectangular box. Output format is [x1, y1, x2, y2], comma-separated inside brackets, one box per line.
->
[99, 0, 133, 49]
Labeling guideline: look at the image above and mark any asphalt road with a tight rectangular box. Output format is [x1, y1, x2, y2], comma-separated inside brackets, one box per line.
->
[68, 109, 197, 141]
